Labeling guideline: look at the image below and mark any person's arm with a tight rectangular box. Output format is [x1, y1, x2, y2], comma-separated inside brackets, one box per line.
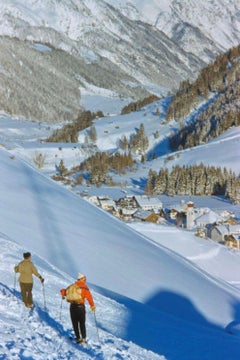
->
[60, 289, 66, 298]
[84, 286, 96, 311]
[32, 263, 44, 283]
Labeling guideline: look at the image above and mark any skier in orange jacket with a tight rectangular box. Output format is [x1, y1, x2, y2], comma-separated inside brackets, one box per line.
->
[60, 273, 96, 344]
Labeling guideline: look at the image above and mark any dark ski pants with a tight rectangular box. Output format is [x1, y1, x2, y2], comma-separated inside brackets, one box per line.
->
[70, 303, 86, 340]
[20, 282, 33, 307]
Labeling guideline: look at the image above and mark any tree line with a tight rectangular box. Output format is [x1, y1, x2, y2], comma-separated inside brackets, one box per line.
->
[46, 110, 103, 143]
[145, 164, 240, 203]
[121, 94, 159, 115]
[79, 151, 135, 186]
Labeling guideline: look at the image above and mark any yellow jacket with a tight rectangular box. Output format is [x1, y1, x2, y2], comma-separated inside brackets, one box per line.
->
[14, 259, 41, 283]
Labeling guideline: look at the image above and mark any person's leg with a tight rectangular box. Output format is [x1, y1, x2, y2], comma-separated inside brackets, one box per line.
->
[78, 305, 86, 339]
[25, 283, 33, 307]
[70, 305, 80, 340]
[20, 283, 28, 306]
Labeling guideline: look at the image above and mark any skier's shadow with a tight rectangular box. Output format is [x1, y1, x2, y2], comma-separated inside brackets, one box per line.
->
[0, 281, 21, 300]
[225, 299, 240, 336]
[146, 289, 217, 328]
[35, 304, 69, 338]
[96, 286, 233, 358]
[125, 289, 219, 355]
[125, 289, 240, 359]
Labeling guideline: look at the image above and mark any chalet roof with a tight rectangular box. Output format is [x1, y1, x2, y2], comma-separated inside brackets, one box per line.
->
[167, 203, 185, 212]
[231, 234, 240, 242]
[133, 210, 153, 220]
[228, 224, 240, 233]
[134, 195, 162, 208]
[98, 198, 115, 207]
[121, 208, 137, 215]
[195, 210, 222, 225]
[213, 224, 240, 235]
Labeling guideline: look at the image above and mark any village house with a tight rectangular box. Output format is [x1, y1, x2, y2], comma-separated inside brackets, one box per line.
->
[195, 209, 223, 237]
[134, 195, 163, 213]
[119, 207, 137, 221]
[210, 224, 240, 243]
[166, 202, 187, 220]
[116, 196, 137, 209]
[219, 210, 236, 222]
[210, 225, 229, 243]
[133, 209, 160, 223]
[225, 233, 240, 249]
[167, 207, 179, 220]
[97, 196, 116, 211]
[86, 195, 99, 206]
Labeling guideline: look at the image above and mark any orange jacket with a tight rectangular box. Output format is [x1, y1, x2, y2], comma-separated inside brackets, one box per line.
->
[60, 280, 94, 307]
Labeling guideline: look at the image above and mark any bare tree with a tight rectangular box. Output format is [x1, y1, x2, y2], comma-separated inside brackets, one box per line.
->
[33, 152, 47, 169]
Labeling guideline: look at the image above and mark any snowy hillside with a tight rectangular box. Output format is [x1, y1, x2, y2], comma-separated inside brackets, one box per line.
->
[0, 141, 240, 360]
[1, 237, 164, 360]
[1, 92, 240, 358]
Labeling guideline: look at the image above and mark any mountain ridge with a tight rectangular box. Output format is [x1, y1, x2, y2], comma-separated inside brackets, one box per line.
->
[0, 0, 240, 122]
[106, 0, 240, 60]
[0, 0, 218, 122]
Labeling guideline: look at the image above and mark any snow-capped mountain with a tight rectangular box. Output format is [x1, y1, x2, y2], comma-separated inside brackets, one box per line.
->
[0, 0, 240, 122]
[1, 0, 238, 122]
[0, 0, 202, 88]
[106, 0, 240, 63]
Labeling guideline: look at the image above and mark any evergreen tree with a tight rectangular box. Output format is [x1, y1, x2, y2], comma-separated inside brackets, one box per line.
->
[130, 123, 149, 153]
[89, 125, 97, 143]
[145, 170, 157, 195]
[58, 159, 68, 176]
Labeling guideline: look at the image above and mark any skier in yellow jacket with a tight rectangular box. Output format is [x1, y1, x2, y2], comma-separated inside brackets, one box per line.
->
[14, 252, 44, 308]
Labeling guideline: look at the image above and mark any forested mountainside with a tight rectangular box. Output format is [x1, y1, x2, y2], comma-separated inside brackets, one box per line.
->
[167, 45, 240, 150]
[141, 44, 240, 203]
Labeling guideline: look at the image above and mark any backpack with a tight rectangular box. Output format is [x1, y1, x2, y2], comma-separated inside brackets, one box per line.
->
[65, 283, 83, 303]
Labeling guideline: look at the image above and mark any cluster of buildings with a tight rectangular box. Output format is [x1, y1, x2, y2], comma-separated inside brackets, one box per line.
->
[84, 194, 240, 249]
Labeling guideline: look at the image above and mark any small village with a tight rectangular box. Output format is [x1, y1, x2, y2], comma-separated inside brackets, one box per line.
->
[83, 193, 240, 250]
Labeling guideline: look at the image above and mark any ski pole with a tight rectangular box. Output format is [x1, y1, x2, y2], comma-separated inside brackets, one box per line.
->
[42, 283, 47, 310]
[13, 271, 16, 294]
[60, 297, 63, 321]
[93, 312, 100, 344]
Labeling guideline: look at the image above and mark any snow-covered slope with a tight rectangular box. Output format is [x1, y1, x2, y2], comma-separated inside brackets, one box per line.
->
[0, 237, 165, 360]
[1, 125, 240, 358]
